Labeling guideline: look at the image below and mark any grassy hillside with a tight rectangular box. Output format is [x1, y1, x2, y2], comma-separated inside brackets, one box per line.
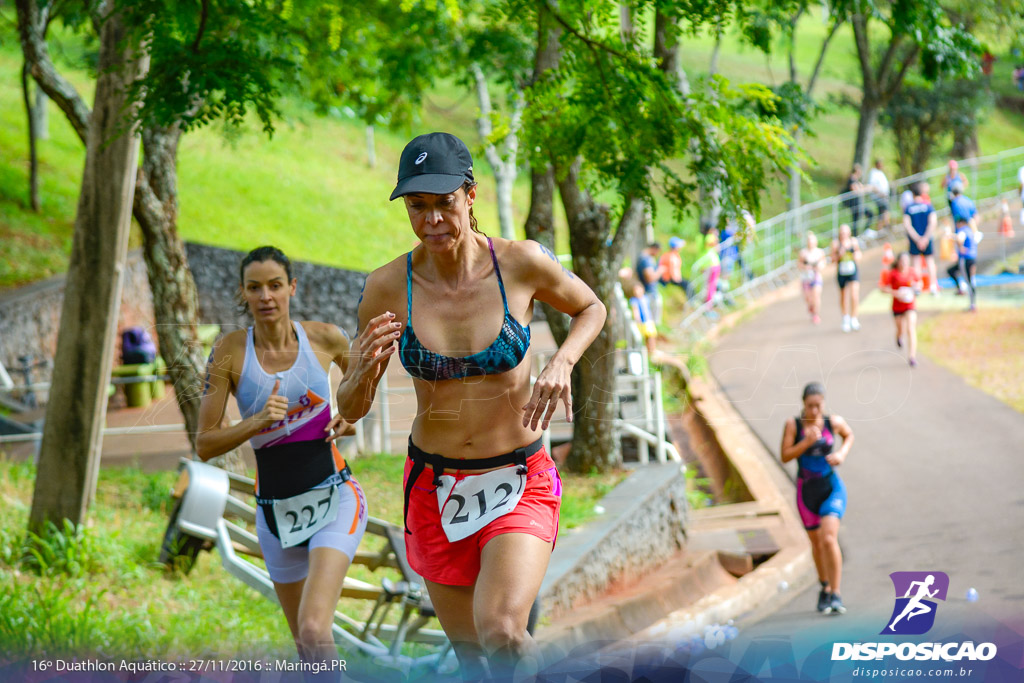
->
[2, 19, 1024, 290]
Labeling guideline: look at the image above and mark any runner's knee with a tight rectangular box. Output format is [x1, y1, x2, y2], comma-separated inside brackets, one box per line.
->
[478, 613, 528, 655]
[297, 615, 333, 650]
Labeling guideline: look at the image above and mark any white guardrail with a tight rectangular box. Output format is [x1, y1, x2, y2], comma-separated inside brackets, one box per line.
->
[678, 146, 1024, 339]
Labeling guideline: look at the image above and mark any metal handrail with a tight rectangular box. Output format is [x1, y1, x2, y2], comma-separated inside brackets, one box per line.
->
[678, 146, 1024, 339]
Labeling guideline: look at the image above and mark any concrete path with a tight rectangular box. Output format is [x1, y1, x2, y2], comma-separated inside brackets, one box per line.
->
[708, 221, 1024, 640]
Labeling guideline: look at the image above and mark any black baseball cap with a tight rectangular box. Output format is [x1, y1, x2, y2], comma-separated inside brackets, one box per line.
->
[389, 132, 474, 201]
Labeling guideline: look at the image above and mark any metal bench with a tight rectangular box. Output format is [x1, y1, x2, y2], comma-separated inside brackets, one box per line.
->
[159, 458, 452, 672]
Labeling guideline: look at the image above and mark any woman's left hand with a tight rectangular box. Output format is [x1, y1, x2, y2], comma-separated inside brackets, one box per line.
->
[324, 415, 357, 441]
[522, 356, 573, 431]
[826, 450, 846, 466]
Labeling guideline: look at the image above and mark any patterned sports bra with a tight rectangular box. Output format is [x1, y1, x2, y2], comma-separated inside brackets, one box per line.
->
[399, 237, 531, 381]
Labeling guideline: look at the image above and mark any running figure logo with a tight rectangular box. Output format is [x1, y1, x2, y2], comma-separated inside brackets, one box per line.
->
[883, 571, 949, 635]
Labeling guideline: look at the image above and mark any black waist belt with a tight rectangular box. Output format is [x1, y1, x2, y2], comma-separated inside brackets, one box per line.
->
[254, 440, 351, 544]
[255, 439, 340, 500]
[403, 438, 543, 535]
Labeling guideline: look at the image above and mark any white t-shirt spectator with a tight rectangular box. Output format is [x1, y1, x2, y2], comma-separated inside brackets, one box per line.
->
[900, 189, 914, 211]
[869, 168, 890, 197]
[1018, 165, 1024, 199]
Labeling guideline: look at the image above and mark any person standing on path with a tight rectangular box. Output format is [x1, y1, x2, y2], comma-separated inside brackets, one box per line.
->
[637, 242, 666, 324]
[883, 253, 922, 367]
[868, 159, 891, 233]
[947, 187, 980, 311]
[903, 182, 939, 294]
[942, 160, 968, 208]
[842, 164, 875, 238]
[658, 236, 690, 295]
[780, 382, 854, 616]
[830, 224, 861, 332]
[799, 232, 825, 324]
[1018, 161, 1024, 228]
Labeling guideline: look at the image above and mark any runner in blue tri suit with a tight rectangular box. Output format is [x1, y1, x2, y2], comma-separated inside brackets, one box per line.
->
[780, 383, 855, 615]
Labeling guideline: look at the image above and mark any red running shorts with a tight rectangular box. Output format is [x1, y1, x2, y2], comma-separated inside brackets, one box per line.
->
[402, 447, 562, 586]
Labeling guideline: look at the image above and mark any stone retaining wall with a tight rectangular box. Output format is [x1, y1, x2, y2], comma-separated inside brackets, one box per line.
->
[540, 462, 688, 619]
[0, 244, 366, 387]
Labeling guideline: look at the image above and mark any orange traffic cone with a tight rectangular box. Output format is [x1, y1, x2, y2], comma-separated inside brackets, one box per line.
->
[918, 255, 931, 291]
[881, 242, 895, 266]
[1001, 215, 1015, 238]
[879, 243, 895, 288]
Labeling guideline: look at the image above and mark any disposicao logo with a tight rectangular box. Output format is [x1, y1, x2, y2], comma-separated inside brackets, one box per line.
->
[883, 571, 948, 635]
[831, 571, 997, 662]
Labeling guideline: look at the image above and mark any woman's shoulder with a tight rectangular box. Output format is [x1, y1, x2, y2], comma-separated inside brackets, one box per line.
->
[217, 328, 248, 352]
[298, 320, 349, 347]
[363, 254, 408, 294]
[493, 236, 561, 275]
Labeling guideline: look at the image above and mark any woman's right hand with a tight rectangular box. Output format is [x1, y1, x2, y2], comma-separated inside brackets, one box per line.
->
[348, 311, 401, 382]
[255, 379, 289, 427]
[803, 424, 822, 443]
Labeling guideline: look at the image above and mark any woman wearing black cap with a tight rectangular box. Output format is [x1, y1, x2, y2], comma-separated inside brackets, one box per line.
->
[337, 132, 606, 676]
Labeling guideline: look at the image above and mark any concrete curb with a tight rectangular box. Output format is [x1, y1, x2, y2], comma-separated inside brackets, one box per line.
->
[612, 373, 814, 643]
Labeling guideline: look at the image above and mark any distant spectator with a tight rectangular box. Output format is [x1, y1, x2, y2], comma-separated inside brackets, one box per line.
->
[658, 236, 690, 293]
[868, 160, 891, 230]
[1018, 160, 1024, 228]
[903, 181, 939, 294]
[1014, 65, 1024, 91]
[981, 51, 995, 79]
[636, 242, 665, 324]
[628, 281, 658, 357]
[842, 164, 875, 238]
[899, 184, 916, 213]
[720, 210, 755, 281]
[941, 160, 968, 206]
[690, 232, 722, 306]
[947, 187, 980, 312]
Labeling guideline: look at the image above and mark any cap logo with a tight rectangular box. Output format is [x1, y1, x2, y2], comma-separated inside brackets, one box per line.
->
[415, 152, 428, 165]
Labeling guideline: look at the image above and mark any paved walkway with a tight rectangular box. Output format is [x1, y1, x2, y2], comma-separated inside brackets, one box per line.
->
[708, 221, 1024, 639]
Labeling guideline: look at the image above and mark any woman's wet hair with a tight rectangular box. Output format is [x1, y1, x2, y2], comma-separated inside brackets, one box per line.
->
[802, 382, 826, 401]
[893, 251, 909, 270]
[462, 180, 481, 234]
[237, 246, 293, 314]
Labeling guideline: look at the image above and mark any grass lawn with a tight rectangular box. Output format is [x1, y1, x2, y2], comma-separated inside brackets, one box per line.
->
[918, 306, 1024, 414]
[3, 16, 1024, 290]
[0, 453, 627, 662]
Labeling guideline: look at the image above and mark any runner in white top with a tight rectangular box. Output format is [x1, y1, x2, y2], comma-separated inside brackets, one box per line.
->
[799, 232, 826, 325]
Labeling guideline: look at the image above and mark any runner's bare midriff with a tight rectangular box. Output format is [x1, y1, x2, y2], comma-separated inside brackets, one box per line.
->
[408, 360, 540, 472]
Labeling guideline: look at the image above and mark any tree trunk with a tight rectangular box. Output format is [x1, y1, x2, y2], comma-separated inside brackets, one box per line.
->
[951, 120, 979, 159]
[654, 10, 689, 97]
[557, 168, 644, 473]
[472, 62, 519, 241]
[29, 3, 149, 531]
[853, 98, 880, 171]
[561, 197, 620, 473]
[524, 164, 569, 344]
[133, 126, 245, 473]
[21, 60, 40, 212]
[34, 88, 48, 140]
[524, 4, 569, 343]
